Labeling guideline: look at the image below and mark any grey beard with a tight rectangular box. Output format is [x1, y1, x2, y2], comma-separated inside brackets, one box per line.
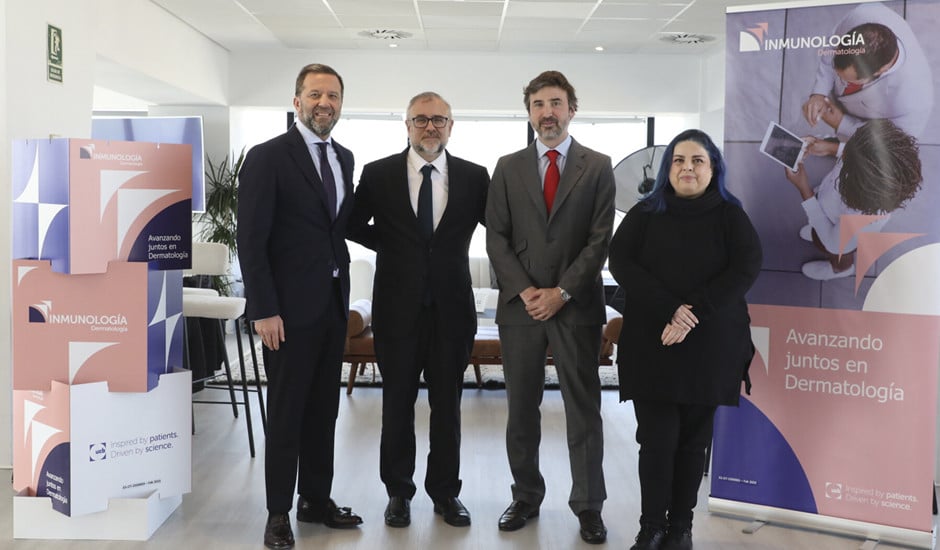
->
[414, 140, 445, 156]
[300, 112, 337, 139]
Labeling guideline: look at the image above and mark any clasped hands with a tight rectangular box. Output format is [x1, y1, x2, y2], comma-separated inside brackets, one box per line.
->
[662, 304, 698, 346]
[520, 286, 565, 322]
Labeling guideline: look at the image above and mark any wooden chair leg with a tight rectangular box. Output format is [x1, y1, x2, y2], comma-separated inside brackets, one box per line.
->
[473, 364, 482, 388]
[346, 362, 359, 395]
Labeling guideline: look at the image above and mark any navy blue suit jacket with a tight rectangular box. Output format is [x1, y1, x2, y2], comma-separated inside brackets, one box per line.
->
[237, 125, 354, 327]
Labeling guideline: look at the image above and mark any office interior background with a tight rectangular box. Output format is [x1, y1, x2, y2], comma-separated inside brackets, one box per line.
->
[1, 0, 793, 469]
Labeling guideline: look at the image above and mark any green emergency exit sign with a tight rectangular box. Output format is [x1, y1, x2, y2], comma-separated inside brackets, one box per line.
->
[47, 24, 62, 83]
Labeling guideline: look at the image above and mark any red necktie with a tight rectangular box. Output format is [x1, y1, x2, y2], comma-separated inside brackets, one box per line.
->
[543, 150, 560, 213]
[843, 82, 863, 95]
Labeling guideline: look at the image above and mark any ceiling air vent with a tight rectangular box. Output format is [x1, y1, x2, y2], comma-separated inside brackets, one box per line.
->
[659, 33, 715, 45]
[358, 29, 413, 40]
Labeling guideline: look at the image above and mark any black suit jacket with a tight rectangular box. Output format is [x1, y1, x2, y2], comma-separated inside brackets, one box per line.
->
[237, 125, 354, 326]
[348, 149, 488, 340]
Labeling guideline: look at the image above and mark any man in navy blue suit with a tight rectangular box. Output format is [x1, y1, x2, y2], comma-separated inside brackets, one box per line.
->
[238, 63, 362, 550]
[348, 91, 489, 529]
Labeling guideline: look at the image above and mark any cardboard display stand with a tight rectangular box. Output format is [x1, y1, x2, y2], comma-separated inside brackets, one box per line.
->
[11, 138, 192, 274]
[12, 370, 192, 518]
[12, 260, 183, 392]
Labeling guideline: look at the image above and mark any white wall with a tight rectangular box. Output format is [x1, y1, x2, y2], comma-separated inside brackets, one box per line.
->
[94, 0, 229, 107]
[230, 49, 703, 115]
[2, 0, 98, 468]
[701, 49, 727, 145]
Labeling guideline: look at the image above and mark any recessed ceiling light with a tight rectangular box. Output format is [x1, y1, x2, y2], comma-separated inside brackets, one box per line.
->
[389, 43, 398, 48]
[594, 46, 604, 52]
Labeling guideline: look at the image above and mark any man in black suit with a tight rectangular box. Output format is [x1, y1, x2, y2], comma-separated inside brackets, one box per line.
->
[237, 63, 362, 550]
[348, 91, 489, 529]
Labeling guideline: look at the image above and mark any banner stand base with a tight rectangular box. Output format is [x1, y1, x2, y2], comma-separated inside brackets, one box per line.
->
[743, 519, 766, 534]
[709, 497, 935, 549]
[13, 489, 182, 540]
[860, 539, 881, 550]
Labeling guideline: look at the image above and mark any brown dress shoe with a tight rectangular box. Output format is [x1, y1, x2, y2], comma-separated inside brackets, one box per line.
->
[498, 500, 539, 531]
[296, 496, 363, 528]
[264, 513, 294, 549]
[433, 496, 471, 527]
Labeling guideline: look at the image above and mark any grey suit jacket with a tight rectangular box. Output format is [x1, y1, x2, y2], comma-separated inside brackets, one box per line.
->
[486, 138, 615, 326]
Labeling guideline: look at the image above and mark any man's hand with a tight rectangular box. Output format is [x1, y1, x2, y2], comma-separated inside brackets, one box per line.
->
[803, 94, 829, 127]
[254, 315, 285, 351]
[523, 287, 565, 321]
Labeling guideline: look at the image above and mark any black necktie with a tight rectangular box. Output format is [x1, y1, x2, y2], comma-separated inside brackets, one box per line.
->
[316, 142, 337, 220]
[418, 165, 434, 241]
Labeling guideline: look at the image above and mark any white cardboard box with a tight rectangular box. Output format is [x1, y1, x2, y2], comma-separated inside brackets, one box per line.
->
[13, 370, 192, 517]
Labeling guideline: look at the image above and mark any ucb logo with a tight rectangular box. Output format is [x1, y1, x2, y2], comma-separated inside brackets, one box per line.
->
[88, 442, 107, 462]
[824, 482, 842, 500]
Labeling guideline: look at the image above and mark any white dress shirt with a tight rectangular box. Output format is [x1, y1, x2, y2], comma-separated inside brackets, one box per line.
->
[407, 147, 449, 231]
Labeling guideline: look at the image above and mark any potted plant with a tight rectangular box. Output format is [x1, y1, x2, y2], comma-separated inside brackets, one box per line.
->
[196, 148, 245, 295]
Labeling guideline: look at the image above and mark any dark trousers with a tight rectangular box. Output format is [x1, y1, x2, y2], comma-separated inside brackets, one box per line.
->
[632, 399, 717, 530]
[375, 304, 471, 501]
[500, 321, 606, 514]
[263, 281, 347, 514]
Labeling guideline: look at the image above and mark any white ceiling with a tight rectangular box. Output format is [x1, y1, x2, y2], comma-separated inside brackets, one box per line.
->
[150, 0, 786, 55]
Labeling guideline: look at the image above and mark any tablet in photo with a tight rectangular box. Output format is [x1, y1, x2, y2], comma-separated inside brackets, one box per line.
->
[759, 121, 807, 172]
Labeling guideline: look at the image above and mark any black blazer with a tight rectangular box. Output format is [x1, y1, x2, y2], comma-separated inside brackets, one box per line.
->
[348, 149, 488, 340]
[237, 125, 354, 326]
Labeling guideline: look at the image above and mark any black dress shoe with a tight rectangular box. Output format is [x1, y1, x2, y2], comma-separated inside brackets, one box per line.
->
[433, 496, 471, 527]
[296, 496, 363, 528]
[264, 513, 294, 549]
[630, 524, 667, 550]
[662, 527, 693, 550]
[498, 500, 539, 531]
[384, 496, 411, 527]
[578, 509, 607, 544]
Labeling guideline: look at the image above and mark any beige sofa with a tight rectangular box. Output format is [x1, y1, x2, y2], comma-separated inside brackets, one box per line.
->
[343, 255, 622, 394]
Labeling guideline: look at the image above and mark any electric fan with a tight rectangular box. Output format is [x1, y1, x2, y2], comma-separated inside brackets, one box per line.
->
[612, 145, 667, 213]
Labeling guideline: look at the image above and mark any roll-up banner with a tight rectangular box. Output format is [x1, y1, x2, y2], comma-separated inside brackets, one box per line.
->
[714, 1, 940, 547]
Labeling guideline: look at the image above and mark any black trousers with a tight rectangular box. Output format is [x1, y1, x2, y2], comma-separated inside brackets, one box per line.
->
[374, 304, 471, 501]
[632, 399, 717, 530]
[263, 280, 347, 514]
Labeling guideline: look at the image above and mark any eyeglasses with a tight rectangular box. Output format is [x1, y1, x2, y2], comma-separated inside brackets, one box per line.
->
[410, 116, 449, 128]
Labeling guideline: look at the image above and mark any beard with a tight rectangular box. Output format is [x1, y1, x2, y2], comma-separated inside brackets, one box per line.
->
[413, 136, 446, 157]
[534, 116, 566, 142]
[299, 105, 338, 138]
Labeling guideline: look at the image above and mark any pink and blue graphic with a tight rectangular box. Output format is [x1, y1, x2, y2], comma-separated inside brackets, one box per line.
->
[12, 260, 184, 393]
[12, 138, 192, 275]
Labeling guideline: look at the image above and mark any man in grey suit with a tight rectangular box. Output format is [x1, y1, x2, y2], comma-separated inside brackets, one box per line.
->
[486, 70, 615, 545]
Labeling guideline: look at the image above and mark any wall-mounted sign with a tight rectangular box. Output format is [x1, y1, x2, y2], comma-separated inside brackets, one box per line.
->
[47, 24, 62, 83]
